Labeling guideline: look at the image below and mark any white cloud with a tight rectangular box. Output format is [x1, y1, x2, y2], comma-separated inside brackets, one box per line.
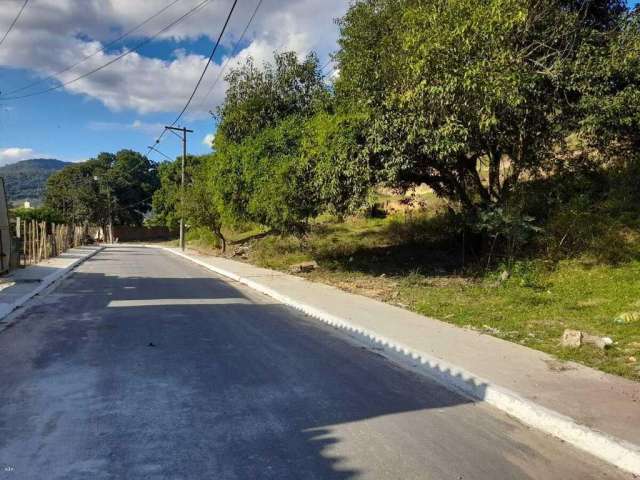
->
[88, 119, 165, 135]
[0, 147, 35, 165]
[0, 0, 348, 116]
[202, 133, 214, 147]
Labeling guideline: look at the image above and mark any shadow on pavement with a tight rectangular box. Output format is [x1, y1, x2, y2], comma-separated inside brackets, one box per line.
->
[1, 247, 560, 480]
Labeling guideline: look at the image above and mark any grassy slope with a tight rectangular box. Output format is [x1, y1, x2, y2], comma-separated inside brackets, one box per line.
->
[227, 213, 640, 381]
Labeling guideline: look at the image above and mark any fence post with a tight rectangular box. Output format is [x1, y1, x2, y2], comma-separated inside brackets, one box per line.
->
[31, 220, 35, 265]
[34, 220, 37, 264]
[43, 222, 48, 259]
[35, 221, 40, 263]
[23, 219, 26, 265]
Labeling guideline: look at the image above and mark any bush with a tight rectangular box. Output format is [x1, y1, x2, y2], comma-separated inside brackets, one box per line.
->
[12, 206, 64, 224]
[385, 211, 457, 246]
[301, 112, 372, 215]
[186, 226, 221, 250]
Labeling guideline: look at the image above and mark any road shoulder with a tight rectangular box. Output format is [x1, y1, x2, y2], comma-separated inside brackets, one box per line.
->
[0, 245, 104, 332]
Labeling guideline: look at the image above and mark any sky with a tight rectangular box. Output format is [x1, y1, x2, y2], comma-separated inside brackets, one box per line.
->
[0, 0, 348, 165]
[0, 0, 638, 167]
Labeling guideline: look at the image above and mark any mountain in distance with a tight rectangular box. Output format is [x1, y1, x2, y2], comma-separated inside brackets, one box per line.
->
[0, 158, 72, 205]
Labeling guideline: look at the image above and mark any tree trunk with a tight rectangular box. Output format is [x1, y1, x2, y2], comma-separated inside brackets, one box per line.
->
[214, 227, 226, 253]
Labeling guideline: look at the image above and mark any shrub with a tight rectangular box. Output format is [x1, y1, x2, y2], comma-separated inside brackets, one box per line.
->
[12, 206, 64, 224]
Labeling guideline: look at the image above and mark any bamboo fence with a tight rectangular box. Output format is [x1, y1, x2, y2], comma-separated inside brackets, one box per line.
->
[14, 218, 86, 267]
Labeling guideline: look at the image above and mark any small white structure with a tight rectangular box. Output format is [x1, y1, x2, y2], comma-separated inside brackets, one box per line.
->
[22, 201, 31, 209]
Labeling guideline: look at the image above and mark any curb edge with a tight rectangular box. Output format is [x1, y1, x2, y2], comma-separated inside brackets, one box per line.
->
[158, 245, 640, 475]
[0, 246, 105, 326]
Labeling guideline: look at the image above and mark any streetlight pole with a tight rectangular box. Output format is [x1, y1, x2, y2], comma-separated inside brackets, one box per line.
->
[94, 175, 112, 243]
[165, 126, 193, 251]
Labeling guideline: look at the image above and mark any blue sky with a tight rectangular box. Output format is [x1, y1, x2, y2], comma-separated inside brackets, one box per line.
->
[0, 0, 346, 165]
[0, 40, 236, 163]
[0, 0, 638, 166]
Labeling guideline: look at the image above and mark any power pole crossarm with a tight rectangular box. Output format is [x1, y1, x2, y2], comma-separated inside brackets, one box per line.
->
[164, 126, 193, 251]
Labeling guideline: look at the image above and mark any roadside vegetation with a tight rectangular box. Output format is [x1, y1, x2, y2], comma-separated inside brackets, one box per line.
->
[43, 150, 159, 231]
[176, 191, 640, 380]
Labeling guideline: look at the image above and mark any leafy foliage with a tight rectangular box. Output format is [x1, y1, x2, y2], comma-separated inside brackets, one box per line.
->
[44, 162, 101, 226]
[11, 206, 64, 223]
[335, 0, 634, 216]
[150, 1, 639, 263]
[212, 116, 316, 232]
[151, 155, 227, 249]
[45, 150, 158, 227]
[151, 155, 203, 230]
[217, 52, 330, 143]
[300, 112, 372, 215]
[209, 51, 369, 233]
[574, 10, 640, 157]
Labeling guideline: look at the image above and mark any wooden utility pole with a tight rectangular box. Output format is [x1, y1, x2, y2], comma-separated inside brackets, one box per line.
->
[165, 126, 193, 251]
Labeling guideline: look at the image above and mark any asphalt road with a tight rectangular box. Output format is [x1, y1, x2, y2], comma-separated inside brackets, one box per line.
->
[0, 247, 629, 479]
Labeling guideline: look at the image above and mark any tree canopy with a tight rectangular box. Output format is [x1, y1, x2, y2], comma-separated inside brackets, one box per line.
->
[334, 0, 635, 216]
[206, 51, 369, 233]
[45, 150, 158, 227]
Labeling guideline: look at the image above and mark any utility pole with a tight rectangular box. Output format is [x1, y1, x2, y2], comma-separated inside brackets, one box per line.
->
[94, 175, 113, 243]
[107, 187, 113, 244]
[165, 126, 193, 251]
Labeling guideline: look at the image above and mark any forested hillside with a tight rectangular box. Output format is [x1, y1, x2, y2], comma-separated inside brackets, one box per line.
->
[0, 158, 71, 204]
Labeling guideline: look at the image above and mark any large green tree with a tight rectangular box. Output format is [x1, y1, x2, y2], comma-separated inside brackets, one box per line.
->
[111, 150, 159, 225]
[151, 155, 226, 249]
[45, 162, 102, 226]
[212, 116, 317, 233]
[574, 9, 640, 157]
[45, 150, 159, 228]
[210, 51, 348, 232]
[217, 51, 330, 143]
[335, 0, 631, 215]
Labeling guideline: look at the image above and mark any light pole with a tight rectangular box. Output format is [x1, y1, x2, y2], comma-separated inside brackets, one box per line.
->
[94, 175, 112, 244]
[165, 126, 193, 251]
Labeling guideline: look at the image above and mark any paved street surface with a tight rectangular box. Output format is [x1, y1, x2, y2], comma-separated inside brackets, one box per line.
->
[0, 247, 629, 479]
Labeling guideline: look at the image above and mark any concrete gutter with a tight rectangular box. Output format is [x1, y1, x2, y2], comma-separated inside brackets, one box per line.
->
[0, 246, 104, 326]
[153, 245, 640, 475]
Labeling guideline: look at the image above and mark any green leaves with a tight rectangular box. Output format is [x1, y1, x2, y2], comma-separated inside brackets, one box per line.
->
[207, 50, 374, 234]
[573, 12, 640, 155]
[216, 52, 329, 144]
[301, 112, 372, 215]
[211, 116, 317, 233]
[45, 150, 158, 227]
[334, 0, 634, 216]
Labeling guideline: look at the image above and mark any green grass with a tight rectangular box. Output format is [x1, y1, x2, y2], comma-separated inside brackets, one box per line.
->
[238, 213, 640, 381]
[174, 207, 640, 380]
[401, 259, 640, 379]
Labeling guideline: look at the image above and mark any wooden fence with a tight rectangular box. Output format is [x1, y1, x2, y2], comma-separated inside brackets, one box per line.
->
[15, 218, 86, 266]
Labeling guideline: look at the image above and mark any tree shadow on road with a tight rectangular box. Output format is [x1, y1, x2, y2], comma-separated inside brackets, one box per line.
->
[0, 247, 587, 480]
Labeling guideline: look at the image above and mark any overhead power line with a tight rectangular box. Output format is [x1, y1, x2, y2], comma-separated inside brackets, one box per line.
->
[0, 0, 211, 100]
[112, 193, 156, 214]
[0, 0, 29, 51]
[199, 0, 264, 108]
[167, 0, 239, 127]
[148, 145, 173, 161]
[4, 0, 183, 96]
[148, 0, 239, 154]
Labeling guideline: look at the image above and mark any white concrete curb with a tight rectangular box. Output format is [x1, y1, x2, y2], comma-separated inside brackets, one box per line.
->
[0, 246, 105, 323]
[158, 245, 639, 475]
